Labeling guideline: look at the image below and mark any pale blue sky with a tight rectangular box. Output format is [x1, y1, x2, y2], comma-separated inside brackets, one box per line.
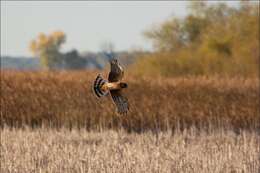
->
[1, 1, 239, 57]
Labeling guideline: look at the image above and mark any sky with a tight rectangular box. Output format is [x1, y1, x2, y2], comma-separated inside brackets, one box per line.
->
[1, 1, 239, 57]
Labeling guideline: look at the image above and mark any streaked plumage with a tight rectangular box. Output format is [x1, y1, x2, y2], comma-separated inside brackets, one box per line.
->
[93, 59, 129, 115]
[93, 74, 108, 97]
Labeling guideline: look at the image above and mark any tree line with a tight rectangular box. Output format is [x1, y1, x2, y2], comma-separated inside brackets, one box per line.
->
[133, 1, 259, 77]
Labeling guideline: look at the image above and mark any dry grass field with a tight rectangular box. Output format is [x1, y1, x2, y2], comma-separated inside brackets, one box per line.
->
[1, 70, 260, 173]
[1, 127, 260, 173]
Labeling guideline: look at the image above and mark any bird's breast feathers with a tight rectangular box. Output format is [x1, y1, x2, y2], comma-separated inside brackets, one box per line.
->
[101, 82, 121, 91]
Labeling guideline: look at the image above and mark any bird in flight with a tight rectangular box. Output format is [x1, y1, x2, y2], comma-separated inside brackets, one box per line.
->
[93, 58, 129, 115]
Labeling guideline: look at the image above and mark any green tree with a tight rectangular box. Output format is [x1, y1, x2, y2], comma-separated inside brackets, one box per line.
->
[63, 50, 87, 69]
[144, 18, 186, 52]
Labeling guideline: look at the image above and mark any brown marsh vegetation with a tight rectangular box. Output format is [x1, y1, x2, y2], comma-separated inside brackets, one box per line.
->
[1, 70, 259, 131]
[1, 70, 259, 173]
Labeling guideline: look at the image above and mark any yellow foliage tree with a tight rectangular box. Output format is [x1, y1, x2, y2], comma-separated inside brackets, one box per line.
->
[29, 31, 66, 69]
[134, 1, 259, 77]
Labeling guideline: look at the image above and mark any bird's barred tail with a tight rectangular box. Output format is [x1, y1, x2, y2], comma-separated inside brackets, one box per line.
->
[93, 74, 108, 97]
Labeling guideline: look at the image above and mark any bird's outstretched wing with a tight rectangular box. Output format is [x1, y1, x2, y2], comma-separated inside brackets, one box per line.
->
[110, 90, 129, 115]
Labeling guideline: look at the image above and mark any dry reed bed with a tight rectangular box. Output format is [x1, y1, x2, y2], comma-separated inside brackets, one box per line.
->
[0, 128, 259, 173]
[1, 70, 259, 131]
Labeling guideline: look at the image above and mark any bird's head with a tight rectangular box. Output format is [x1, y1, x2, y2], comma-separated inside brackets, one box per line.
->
[110, 58, 123, 73]
[110, 58, 118, 66]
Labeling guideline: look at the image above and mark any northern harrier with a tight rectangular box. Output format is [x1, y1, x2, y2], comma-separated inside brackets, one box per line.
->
[93, 59, 129, 114]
